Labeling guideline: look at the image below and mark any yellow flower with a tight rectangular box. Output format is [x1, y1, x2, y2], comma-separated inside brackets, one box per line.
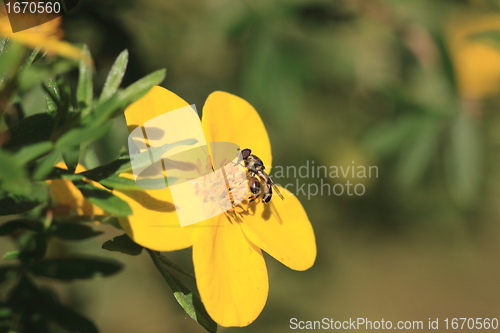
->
[116, 86, 316, 327]
[447, 13, 500, 99]
[47, 162, 105, 216]
[0, 8, 85, 60]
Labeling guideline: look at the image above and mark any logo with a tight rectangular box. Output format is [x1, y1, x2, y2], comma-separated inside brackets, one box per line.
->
[3, 0, 79, 33]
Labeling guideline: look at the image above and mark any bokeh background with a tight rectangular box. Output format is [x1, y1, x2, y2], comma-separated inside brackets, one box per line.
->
[6, 0, 500, 331]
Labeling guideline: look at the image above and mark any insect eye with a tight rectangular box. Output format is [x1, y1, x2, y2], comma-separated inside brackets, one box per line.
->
[240, 148, 252, 159]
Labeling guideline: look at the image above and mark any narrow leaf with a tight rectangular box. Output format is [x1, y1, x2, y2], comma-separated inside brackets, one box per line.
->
[0, 150, 30, 195]
[0, 219, 42, 235]
[99, 49, 128, 103]
[56, 122, 111, 149]
[33, 150, 62, 180]
[119, 69, 166, 108]
[102, 233, 143, 255]
[3, 250, 20, 260]
[18, 58, 77, 91]
[40, 289, 99, 333]
[62, 148, 80, 173]
[447, 111, 482, 207]
[99, 174, 177, 190]
[30, 256, 123, 280]
[0, 265, 18, 284]
[14, 142, 54, 165]
[147, 250, 217, 333]
[50, 223, 103, 240]
[73, 180, 132, 217]
[2, 113, 54, 151]
[77, 45, 93, 117]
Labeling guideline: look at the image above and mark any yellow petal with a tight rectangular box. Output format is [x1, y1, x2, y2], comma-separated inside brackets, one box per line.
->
[115, 188, 194, 251]
[447, 13, 500, 99]
[202, 91, 272, 169]
[240, 186, 316, 271]
[7, 35, 86, 60]
[0, 15, 85, 60]
[125, 85, 207, 159]
[125, 85, 190, 129]
[47, 163, 105, 216]
[193, 215, 268, 327]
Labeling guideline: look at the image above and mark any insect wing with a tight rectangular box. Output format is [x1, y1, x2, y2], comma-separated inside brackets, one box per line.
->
[270, 181, 285, 200]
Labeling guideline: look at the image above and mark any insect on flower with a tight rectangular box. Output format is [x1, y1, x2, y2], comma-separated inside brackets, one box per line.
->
[116, 86, 316, 327]
[238, 148, 285, 203]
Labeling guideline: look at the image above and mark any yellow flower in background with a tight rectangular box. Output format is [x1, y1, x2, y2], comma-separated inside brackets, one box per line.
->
[116, 86, 316, 327]
[447, 13, 500, 99]
[47, 162, 105, 216]
[0, 7, 85, 60]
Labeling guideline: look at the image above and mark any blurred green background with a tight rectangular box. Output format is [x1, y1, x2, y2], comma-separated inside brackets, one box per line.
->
[6, 0, 500, 331]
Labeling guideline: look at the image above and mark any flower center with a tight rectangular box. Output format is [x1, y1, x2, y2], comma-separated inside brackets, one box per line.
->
[191, 158, 254, 223]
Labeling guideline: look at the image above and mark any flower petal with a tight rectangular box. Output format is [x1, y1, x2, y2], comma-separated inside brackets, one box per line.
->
[124, 86, 191, 128]
[240, 186, 316, 271]
[47, 163, 105, 216]
[0, 15, 85, 60]
[193, 215, 268, 327]
[125, 86, 207, 171]
[115, 187, 194, 251]
[202, 91, 272, 169]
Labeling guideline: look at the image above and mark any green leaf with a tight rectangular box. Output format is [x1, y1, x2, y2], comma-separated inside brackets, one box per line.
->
[2, 113, 54, 151]
[0, 219, 42, 235]
[147, 250, 217, 333]
[53, 215, 122, 229]
[3, 250, 20, 261]
[470, 30, 500, 48]
[62, 148, 80, 173]
[99, 49, 128, 103]
[83, 69, 164, 127]
[78, 138, 196, 183]
[77, 158, 130, 181]
[157, 253, 195, 280]
[50, 76, 74, 130]
[0, 150, 30, 195]
[125, 138, 198, 174]
[56, 122, 112, 150]
[99, 174, 177, 190]
[14, 142, 54, 165]
[7, 275, 39, 306]
[82, 93, 120, 127]
[73, 180, 132, 216]
[102, 233, 143, 255]
[40, 166, 73, 181]
[364, 116, 418, 157]
[7, 276, 98, 333]
[50, 223, 103, 241]
[77, 45, 93, 117]
[0, 195, 41, 216]
[432, 32, 457, 96]
[30, 256, 123, 280]
[396, 118, 441, 190]
[446, 112, 482, 207]
[18, 58, 77, 91]
[18, 232, 48, 263]
[118, 69, 166, 108]
[22, 47, 42, 68]
[0, 41, 24, 81]
[33, 150, 61, 180]
[39, 288, 99, 333]
[0, 265, 18, 284]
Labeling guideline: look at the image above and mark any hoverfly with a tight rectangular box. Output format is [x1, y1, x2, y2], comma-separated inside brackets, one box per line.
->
[238, 148, 284, 203]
